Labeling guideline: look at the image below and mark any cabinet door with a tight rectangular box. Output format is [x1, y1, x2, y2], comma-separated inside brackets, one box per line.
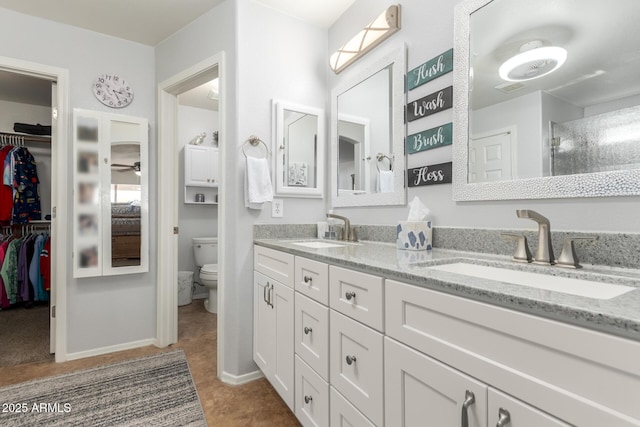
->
[330, 310, 384, 426]
[385, 337, 488, 427]
[185, 145, 216, 186]
[253, 271, 295, 410]
[253, 271, 275, 376]
[295, 292, 329, 381]
[295, 355, 329, 427]
[488, 388, 571, 427]
[272, 280, 295, 410]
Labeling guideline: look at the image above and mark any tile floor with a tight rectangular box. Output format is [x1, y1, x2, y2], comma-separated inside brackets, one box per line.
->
[0, 300, 301, 426]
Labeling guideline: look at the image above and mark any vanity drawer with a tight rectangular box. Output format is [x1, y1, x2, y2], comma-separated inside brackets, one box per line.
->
[330, 310, 383, 426]
[254, 245, 294, 288]
[295, 256, 329, 305]
[329, 265, 384, 332]
[295, 355, 329, 427]
[330, 386, 376, 427]
[295, 292, 329, 381]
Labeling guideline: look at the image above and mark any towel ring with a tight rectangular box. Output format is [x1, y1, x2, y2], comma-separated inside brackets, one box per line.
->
[242, 135, 269, 159]
[376, 153, 393, 172]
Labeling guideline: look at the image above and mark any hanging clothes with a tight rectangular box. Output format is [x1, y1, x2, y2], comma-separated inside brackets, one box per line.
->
[0, 237, 23, 305]
[0, 237, 10, 308]
[10, 146, 41, 224]
[0, 145, 14, 224]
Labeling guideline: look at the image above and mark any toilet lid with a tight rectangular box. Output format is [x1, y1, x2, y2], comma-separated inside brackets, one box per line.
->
[201, 264, 218, 274]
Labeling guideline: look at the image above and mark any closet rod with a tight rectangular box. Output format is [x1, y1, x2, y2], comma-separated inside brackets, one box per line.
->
[0, 131, 51, 144]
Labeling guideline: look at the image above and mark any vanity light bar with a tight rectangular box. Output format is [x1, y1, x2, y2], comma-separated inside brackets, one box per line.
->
[330, 4, 401, 74]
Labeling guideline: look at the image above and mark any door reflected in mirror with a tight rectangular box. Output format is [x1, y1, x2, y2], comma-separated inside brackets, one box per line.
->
[273, 100, 325, 198]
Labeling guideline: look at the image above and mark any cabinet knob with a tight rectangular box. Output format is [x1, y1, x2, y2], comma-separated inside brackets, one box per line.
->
[304, 395, 313, 404]
[303, 275, 313, 284]
[496, 408, 511, 427]
[345, 355, 357, 365]
[304, 326, 312, 335]
[345, 291, 356, 301]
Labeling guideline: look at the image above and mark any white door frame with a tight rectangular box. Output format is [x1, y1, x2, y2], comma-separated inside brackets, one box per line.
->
[156, 53, 226, 378]
[0, 55, 70, 362]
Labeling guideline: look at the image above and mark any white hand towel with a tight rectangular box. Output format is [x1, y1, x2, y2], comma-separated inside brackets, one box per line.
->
[245, 156, 273, 210]
[377, 170, 394, 193]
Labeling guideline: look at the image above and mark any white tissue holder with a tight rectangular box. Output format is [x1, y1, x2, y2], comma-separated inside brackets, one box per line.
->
[397, 221, 432, 251]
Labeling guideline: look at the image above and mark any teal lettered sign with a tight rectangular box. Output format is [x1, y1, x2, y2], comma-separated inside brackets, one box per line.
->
[407, 48, 454, 90]
[408, 123, 453, 154]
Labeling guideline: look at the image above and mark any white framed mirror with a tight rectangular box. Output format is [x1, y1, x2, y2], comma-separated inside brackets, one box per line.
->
[453, 0, 640, 201]
[273, 100, 324, 198]
[73, 109, 148, 278]
[330, 43, 407, 207]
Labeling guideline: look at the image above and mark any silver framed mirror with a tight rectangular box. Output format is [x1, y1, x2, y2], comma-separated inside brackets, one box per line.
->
[330, 43, 407, 207]
[453, 0, 640, 201]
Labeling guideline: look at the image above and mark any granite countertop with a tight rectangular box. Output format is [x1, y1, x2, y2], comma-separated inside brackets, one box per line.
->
[255, 238, 640, 342]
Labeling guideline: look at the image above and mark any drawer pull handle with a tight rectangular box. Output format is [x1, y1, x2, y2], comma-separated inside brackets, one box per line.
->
[345, 291, 356, 301]
[496, 408, 511, 427]
[304, 326, 313, 335]
[304, 395, 313, 404]
[303, 275, 313, 283]
[346, 355, 357, 365]
[461, 390, 475, 427]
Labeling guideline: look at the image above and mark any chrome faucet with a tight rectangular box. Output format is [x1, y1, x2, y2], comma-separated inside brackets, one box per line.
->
[516, 210, 554, 265]
[326, 213, 357, 242]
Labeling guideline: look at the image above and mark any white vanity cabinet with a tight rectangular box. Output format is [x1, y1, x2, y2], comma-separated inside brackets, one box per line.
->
[253, 246, 295, 410]
[184, 144, 218, 204]
[385, 279, 640, 427]
[385, 337, 488, 427]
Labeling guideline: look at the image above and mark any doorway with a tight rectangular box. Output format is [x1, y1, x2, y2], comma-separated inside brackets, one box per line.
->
[0, 56, 69, 363]
[156, 54, 226, 378]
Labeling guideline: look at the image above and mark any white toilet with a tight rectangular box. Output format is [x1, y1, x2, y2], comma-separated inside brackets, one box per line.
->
[192, 237, 218, 314]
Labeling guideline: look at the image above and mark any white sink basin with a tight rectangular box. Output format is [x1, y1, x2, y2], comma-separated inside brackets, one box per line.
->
[291, 241, 346, 249]
[429, 262, 634, 300]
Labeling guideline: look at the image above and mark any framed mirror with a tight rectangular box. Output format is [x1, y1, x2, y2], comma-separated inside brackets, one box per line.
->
[73, 109, 148, 278]
[330, 44, 406, 207]
[453, 0, 640, 201]
[273, 100, 324, 198]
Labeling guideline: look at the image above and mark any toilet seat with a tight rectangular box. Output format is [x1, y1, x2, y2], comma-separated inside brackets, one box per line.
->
[200, 263, 218, 280]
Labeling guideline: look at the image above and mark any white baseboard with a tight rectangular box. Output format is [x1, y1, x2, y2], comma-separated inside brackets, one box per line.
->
[65, 338, 156, 361]
[220, 369, 263, 385]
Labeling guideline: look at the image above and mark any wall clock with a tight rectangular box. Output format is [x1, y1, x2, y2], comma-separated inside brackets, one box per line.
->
[92, 74, 134, 108]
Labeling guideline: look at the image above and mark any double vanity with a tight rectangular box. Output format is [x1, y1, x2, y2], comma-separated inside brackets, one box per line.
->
[253, 235, 640, 427]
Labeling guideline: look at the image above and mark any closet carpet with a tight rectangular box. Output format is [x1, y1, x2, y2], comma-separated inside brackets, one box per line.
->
[0, 301, 301, 427]
[0, 304, 53, 367]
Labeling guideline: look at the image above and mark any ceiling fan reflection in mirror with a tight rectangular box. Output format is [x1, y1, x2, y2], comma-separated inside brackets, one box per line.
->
[111, 161, 141, 176]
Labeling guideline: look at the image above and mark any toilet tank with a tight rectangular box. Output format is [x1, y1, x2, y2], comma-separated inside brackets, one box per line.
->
[193, 237, 218, 267]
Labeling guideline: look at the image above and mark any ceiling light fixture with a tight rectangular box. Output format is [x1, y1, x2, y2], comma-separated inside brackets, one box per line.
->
[499, 40, 567, 82]
[329, 4, 401, 74]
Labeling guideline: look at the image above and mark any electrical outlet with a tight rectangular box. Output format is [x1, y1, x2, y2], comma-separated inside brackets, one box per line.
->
[272, 199, 284, 218]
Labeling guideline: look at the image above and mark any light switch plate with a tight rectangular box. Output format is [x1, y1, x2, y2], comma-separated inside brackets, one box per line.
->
[272, 199, 284, 217]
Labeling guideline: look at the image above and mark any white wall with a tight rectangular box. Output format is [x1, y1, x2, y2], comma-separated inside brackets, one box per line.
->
[177, 104, 218, 297]
[327, 0, 640, 233]
[0, 7, 157, 355]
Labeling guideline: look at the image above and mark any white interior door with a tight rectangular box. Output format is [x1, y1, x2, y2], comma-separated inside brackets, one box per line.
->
[50, 81, 57, 354]
[469, 130, 513, 183]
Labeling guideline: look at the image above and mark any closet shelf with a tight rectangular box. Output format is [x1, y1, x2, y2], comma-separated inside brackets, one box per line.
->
[0, 131, 51, 144]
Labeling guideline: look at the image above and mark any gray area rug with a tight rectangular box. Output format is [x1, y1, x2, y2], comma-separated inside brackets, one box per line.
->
[0, 350, 207, 426]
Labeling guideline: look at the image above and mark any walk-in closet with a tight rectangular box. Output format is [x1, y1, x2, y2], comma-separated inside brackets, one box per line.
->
[0, 70, 54, 367]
